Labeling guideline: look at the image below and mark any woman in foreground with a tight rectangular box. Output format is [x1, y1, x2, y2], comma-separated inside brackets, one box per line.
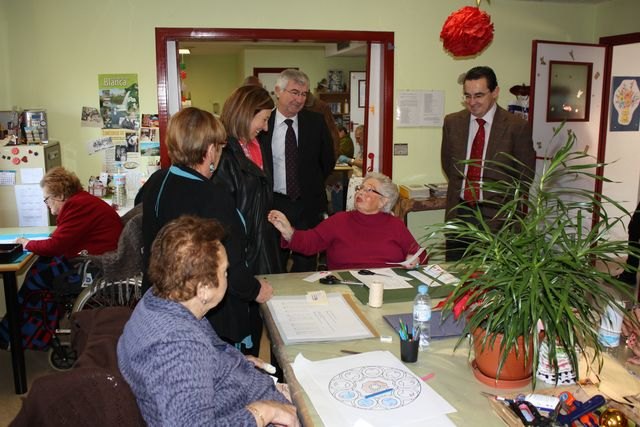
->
[117, 215, 299, 426]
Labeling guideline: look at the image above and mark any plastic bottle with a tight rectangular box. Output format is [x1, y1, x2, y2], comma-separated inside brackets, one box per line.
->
[112, 162, 127, 209]
[413, 285, 431, 351]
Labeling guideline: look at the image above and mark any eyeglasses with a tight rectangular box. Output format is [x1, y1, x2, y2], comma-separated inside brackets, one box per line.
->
[355, 184, 385, 197]
[284, 89, 309, 98]
[43, 196, 51, 204]
[462, 92, 490, 102]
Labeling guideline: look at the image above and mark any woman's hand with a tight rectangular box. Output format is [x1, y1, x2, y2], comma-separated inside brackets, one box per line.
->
[255, 278, 273, 303]
[16, 237, 29, 247]
[402, 254, 420, 269]
[268, 210, 294, 242]
[247, 401, 300, 427]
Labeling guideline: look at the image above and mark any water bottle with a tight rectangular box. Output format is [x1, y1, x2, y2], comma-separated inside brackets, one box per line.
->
[413, 285, 431, 351]
[112, 162, 127, 209]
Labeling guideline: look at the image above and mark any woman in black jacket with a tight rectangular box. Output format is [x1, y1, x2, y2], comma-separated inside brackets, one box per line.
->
[141, 107, 273, 356]
[214, 84, 283, 276]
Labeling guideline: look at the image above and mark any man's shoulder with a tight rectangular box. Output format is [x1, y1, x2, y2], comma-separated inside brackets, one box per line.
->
[444, 109, 469, 122]
[298, 108, 325, 123]
[495, 105, 529, 128]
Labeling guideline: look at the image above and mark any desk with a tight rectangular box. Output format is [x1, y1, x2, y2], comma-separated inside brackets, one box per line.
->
[261, 272, 524, 426]
[0, 226, 53, 394]
[392, 195, 446, 225]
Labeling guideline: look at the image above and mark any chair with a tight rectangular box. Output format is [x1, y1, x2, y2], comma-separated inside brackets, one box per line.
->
[345, 177, 364, 211]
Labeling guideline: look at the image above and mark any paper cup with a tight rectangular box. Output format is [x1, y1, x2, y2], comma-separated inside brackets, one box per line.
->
[599, 302, 623, 347]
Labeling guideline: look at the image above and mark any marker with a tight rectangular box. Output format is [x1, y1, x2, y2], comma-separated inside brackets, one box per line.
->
[421, 373, 435, 381]
[364, 388, 394, 399]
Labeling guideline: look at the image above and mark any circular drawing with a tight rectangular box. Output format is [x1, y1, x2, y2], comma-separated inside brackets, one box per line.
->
[328, 366, 421, 410]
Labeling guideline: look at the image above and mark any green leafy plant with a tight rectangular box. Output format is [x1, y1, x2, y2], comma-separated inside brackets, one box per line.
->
[423, 125, 638, 387]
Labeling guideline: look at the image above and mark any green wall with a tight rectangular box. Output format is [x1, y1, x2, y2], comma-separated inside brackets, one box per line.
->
[184, 53, 240, 113]
[1, 0, 638, 223]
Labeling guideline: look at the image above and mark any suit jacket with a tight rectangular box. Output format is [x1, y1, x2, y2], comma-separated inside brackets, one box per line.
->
[260, 109, 335, 221]
[441, 105, 535, 226]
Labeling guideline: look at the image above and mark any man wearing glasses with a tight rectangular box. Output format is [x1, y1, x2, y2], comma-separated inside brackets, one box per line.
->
[441, 66, 535, 261]
[260, 69, 334, 272]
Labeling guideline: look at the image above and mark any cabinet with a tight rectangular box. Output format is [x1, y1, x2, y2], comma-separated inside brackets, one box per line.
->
[318, 92, 350, 128]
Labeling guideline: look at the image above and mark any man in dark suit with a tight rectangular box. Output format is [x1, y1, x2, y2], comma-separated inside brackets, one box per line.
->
[260, 69, 335, 272]
[441, 66, 536, 261]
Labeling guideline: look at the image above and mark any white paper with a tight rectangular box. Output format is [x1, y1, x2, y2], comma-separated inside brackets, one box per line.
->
[351, 269, 413, 290]
[14, 184, 48, 226]
[304, 271, 332, 283]
[292, 351, 456, 427]
[421, 265, 459, 286]
[0, 170, 16, 186]
[19, 168, 44, 184]
[266, 293, 374, 344]
[385, 247, 425, 267]
[395, 90, 445, 128]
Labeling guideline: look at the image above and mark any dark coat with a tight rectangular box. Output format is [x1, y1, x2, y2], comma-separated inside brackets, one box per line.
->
[213, 137, 283, 275]
[441, 105, 536, 229]
[259, 109, 335, 222]
[141, 165, 260, 342]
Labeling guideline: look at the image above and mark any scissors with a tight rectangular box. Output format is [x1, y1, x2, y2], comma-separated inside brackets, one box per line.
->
[358, 269, 391, 277]
[319, 275, 363, 286]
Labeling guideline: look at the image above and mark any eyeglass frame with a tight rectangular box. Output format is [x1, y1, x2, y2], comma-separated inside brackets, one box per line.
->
[355, 184, 386, 198]
[461, 91, 491, 102]
[284, 89, 309, 99]
[43, 196, 51, 204]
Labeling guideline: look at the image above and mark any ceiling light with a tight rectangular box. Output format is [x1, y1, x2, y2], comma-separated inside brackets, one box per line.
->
[178, 48, 191, 55]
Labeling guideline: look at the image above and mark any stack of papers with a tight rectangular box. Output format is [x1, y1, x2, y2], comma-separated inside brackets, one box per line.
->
[407, 264, 459, 287]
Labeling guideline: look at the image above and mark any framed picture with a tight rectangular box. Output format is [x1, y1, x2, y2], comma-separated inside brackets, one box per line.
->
[328, 70, 344, 92]
[546, 61, 592, 122]
[358, 80, 366, 108]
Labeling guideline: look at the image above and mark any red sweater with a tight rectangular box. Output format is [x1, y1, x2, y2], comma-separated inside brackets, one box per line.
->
[284, 210, 428, 270]
[26, 191, 122, 258]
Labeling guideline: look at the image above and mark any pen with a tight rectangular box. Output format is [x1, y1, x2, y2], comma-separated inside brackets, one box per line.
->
[364, 388, 394, 399]
[340, 349, 361, 355]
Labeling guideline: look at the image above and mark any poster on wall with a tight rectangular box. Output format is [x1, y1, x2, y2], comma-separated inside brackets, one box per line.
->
[98, 74, 140, 130]
[609, 76, 640, 132]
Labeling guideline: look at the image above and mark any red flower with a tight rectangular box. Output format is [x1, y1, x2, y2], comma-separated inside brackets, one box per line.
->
[180, 70, 187, 80]
[440, 6, 494, 57]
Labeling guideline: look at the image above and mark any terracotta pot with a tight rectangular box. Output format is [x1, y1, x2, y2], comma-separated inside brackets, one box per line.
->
[472, 327, 535, 386]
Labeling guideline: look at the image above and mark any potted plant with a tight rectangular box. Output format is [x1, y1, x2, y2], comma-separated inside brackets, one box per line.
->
[423, 126, 638, 388]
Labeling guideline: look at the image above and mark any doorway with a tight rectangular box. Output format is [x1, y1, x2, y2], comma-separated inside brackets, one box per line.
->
[155, 28, 395, 176]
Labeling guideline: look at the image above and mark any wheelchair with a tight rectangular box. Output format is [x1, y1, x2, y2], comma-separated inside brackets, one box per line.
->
[47, 207, 143, 370]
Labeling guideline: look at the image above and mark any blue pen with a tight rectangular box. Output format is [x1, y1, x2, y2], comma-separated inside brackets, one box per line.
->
[364, 388, 394, 399]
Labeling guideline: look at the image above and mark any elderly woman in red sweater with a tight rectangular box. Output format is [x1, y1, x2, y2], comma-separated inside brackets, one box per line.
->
[268, 172, 427, 270]
[0, 167, 122, 350]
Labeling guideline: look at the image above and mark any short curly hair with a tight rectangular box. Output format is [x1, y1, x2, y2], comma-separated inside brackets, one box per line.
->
[166, 107, 227, 166]
[149, 215, 226, 302]
[40, 167, 83, 200]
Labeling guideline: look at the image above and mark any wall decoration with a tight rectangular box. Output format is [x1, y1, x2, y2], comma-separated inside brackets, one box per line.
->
[546, 61, 592, 122]
[98, 74, 140, 130]
[440, 4, 494, 58]
[609, 76, 640, 132]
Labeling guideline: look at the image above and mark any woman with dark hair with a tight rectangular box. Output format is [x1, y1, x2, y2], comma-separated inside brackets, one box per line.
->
[141, 107, 272, 356]
[1, 166, 122, 350]
[214, 84, 282, 275]
[118, 215, 299, 426]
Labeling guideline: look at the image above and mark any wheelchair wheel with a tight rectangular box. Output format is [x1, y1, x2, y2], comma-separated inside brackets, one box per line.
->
[49, 342, 77, 371]
[71, 276, 142, 313]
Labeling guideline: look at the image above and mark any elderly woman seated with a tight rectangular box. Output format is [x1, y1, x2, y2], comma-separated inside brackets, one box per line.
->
[268, 172, 427, 270]
[117, 216, 299, 426]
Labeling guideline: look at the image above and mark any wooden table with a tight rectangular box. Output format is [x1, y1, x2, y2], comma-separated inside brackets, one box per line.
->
[392, 195, 447, 225]
[1, 226, 53, 394]
[260, 271, 526, 426]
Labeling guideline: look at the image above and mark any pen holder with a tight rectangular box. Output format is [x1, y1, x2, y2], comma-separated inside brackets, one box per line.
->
[400, 335, 420, 363]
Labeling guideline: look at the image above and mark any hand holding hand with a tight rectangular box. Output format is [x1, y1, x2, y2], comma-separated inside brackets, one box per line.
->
[255, 278, 273, 303]
[268, 210, 294, 241]
[337, 155, 351, 164]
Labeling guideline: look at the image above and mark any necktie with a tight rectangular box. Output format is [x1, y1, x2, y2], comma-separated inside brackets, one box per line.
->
[284, 119, 301, 200]
[464, 118, 486, 203]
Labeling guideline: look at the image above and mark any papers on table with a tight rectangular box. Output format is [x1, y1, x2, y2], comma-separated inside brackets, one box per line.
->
[292, 350, 457, 426]
[408, 264, 459, 287]
[267, 293, 375, 345]
[0, 233, 51, 244]
[351, 268, 413, 290]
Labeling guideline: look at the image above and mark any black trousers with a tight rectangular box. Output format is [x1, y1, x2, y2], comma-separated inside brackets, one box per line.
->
[273, 193, 323, 272]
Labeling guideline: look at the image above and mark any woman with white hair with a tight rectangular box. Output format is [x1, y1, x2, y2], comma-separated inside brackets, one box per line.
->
[268, 172, 427, 270]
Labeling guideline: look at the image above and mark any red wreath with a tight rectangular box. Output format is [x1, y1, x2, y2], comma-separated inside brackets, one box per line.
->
[440, 6, 494, 57]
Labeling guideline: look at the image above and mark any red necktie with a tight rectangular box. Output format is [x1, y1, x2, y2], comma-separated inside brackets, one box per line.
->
[284, 119, 301, 200]
[464, 118, 486, 203]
